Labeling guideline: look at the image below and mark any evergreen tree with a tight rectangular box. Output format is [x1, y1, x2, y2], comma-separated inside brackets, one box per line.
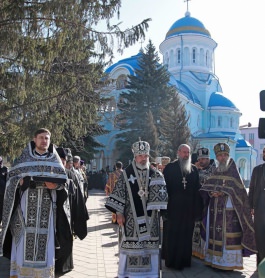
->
[141, 110, 160, 160]
[116, 40, 175, 162]
[160, 93, 191, 160]
[0, 0, 150, 159]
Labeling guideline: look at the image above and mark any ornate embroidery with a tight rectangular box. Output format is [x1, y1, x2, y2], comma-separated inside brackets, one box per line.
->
[127, 254, 151, 272]
[9, 206, 25, 246]
[24, 187, 52, 265]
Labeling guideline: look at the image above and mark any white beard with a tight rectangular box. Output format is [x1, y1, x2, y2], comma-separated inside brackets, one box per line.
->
[217, 157, 230, 172]
[179, 156, 192, 175]
[135, 161, 150, 170]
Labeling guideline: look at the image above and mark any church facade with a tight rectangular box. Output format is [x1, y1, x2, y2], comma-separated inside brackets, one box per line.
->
[93, 11, 256, 183]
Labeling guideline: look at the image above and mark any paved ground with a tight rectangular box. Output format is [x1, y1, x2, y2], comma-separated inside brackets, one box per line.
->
[0, 189, 259, 278]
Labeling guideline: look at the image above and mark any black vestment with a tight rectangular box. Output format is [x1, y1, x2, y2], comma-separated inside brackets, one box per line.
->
[55, 168, 88, 274]
[163, 160, 202, 270]
[249, 163, 265, 264]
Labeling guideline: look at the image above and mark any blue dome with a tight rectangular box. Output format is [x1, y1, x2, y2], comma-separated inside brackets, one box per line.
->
[166, 11, 211, 39]
[208, 92, 238, 109]
[105, 52, 142, 74]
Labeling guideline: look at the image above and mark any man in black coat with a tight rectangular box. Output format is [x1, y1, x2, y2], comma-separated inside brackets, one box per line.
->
[249, 146, 265, 266]
[163, 144, 202, 270]
[55, 147, 88, 274]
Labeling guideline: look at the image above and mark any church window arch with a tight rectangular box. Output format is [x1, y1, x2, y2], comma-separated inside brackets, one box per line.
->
[116, 74, 127, 90]
[192, 48, 196, 64]
[177, 48, 181, 64]
[206, 50, 209, 67]
[230, 117, 234, 128]
[217, 116, 222, 127]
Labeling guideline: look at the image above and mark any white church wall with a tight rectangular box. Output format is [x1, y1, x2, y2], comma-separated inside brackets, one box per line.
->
[160, 34, 216, 73]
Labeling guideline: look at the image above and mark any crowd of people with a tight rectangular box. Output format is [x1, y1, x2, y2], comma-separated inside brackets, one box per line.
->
[0, 130, 264, 278]
[105, 141, 261, 278]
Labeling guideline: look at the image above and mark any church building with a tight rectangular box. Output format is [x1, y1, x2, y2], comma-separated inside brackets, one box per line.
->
[93, 9, 256, 184]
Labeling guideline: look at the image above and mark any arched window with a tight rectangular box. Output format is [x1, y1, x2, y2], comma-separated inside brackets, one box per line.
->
[218, 116, 222, 127]
[192, 48, 196, 64]
[230, 117, 234, 128]
[177, 49, 181, 64]
[206, 51, 209, 67]
[116, 74, 127, 90]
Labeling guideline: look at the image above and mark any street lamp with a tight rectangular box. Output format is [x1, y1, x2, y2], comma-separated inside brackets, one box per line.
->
[239, 123, 251, 129]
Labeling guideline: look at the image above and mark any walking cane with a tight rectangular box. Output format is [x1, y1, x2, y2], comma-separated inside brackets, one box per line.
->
[158, 209, 162, 278]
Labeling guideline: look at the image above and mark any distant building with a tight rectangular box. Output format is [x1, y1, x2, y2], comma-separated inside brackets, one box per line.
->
[240, 126, 265, 166]
[93, 8, 256, 185]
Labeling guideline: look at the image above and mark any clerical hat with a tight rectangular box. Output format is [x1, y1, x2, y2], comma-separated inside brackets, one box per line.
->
[214, 143, 230, 156]
[132, 139, 150, 156]
[197, 147, 210, 159]
[56, 147, 67, 159]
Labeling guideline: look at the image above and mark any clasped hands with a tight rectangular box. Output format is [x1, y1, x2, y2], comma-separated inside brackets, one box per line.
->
[19, 177, 57, 189]
[210, 191, 224, 198]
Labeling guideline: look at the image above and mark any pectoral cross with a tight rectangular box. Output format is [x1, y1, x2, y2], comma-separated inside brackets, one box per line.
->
[182, 177, 187, 189]
[138, 187, 148, 199]
[216, 225, 222, 233]
[128, 174, 137, 184]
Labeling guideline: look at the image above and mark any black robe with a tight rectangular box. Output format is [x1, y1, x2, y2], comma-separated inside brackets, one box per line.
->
[249, 163, 265, 264]
[55, 169, 88, 274]
[163, 160, 202, 270]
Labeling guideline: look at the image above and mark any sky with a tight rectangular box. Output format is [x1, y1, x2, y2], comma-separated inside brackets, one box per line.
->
[105, 0, 265, 127]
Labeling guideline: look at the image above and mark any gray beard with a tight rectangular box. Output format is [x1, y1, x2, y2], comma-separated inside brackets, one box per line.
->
[217, 158, 230, 172]
[135, 161, 150, 170]
[179, 156, 192, 175]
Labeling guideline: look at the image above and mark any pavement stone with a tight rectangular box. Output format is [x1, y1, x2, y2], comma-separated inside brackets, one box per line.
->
[0, 189, 259, 278]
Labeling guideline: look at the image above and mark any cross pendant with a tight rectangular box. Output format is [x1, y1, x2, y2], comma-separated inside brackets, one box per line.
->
[138, 188, 148, 199]
[182, 177, 187, 189]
